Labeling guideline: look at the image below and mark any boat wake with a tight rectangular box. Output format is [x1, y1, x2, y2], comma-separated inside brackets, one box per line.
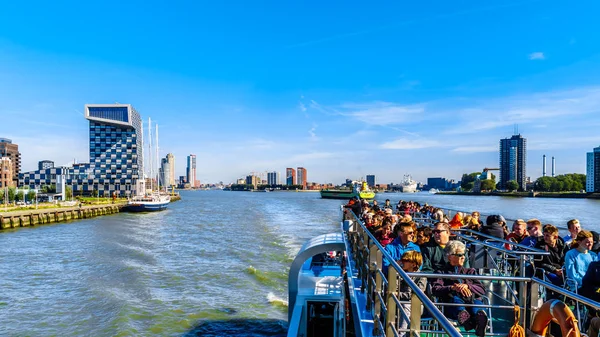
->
[267, 292, 288, 308]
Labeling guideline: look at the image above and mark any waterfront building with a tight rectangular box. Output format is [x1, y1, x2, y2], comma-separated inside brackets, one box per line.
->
[366, 175, 375, 187]
[19, 104, 144, 197]
[0, 157, 13, 188]
[586, 146, 600, 192]
[166, 153, 175, 187]
[0, 138, 21, 186]
[236, 178, 246, 185]
[286, 168, 296, 186]
[246, 175, 259, 188]
[267, 171, 280, 185]
[178, 175, 186, 187]
[499, 134, 527, 190]
[160, 157, 171, 188]
[187, 154, 196, 188]
[297, 167, 307, 189]
[38, 160, 54, 170]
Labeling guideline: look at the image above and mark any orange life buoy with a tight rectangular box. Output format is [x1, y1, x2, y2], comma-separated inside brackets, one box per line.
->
[530, 299, 580, 337]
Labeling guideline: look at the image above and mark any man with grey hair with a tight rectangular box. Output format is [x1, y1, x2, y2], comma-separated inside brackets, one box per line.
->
[432, 240, 488, 337]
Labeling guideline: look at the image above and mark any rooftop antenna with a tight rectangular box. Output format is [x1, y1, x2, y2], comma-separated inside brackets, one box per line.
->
[514, 124, 519, 135]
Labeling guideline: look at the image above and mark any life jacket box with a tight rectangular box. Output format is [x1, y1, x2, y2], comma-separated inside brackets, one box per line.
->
[469, 243, 501, 269]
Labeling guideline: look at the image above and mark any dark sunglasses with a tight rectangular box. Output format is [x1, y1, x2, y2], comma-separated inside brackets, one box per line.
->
[403, 231, 414, 235]
[451, 253, 466, 258]
[527, 227, 536, 230]
[432, 229, 447, 234]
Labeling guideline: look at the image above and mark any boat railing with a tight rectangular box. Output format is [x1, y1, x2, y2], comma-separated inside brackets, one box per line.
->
[343, 208, 600, 335]
[343, 208, 463, 337]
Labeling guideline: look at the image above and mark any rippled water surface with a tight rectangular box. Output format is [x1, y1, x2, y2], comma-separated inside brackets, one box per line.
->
[0, 191, 597, 336]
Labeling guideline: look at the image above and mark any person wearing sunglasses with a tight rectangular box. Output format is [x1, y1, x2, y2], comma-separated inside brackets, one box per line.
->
[520, 219, 543, 248]
[382, 221, 420, 275]
[422, 222, 470, 273]
[432, 240, 488, 337]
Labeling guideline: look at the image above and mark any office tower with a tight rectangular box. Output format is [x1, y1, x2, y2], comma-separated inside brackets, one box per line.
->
[160, 157, 170, 188]
[297, 167, 307, 190]
[0, 138, 21, 186]
[366, 175, 375, 187]
[587, 146, 600, 192]
[187, 154, 196, 188]
[38, 160, 54, 170]
[499, 134, 527, 190]
[286, 168, 296, 185]
[267, 171, 280, 185]
[0, 157, 13, 188]
[166, 153, 175, 187]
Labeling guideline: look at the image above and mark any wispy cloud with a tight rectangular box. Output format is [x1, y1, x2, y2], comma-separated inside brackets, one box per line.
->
[339, 101, 425, 126]
[444, 86, 600, 135]
[529, 52, 545, 60]
[380, 138, 440, 150]
[308, 124, 318, 141]
[451, 146, 497, 153]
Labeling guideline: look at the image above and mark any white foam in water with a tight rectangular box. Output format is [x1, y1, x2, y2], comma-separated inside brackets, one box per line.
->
[267, 292, 289, 307]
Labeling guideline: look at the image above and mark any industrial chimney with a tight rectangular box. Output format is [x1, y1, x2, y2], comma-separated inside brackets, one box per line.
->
[552, 156, 556, 177]
[543, 155, 547, 177]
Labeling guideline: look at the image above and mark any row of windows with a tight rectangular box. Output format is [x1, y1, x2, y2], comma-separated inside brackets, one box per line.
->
[88, 107, 129, 123]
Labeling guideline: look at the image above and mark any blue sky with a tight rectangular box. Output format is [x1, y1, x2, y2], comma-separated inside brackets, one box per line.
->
[1, 0, 600, 185]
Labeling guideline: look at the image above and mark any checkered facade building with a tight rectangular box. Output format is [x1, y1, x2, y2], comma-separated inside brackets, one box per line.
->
[19, 104, 144, 196]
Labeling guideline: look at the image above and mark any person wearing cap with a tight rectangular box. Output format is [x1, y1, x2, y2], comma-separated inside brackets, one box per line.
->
[480, 215, 506, 240]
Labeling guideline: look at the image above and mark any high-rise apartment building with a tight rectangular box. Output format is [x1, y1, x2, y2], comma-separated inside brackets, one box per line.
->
[366, 175, 376, 187]
[499, 134, 527, 190]
[0, 138, 21, 186]
[166, 153, 175, 186]
[586, 146, 600, 192]
[38, 160, 54, 170]
[20, 104, 144, 196]
[267, 171, 280, 185]
[286, 168, 296, 186]
[297, 167, 307, 189]
[0, 157, 13, 188]
[186, 154, 196, 188]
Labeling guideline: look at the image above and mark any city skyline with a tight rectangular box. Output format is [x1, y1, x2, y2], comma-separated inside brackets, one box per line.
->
[2, 2, 600, 183]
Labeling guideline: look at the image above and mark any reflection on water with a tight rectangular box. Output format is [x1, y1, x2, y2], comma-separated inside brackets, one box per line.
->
[0, 190, 596, 336]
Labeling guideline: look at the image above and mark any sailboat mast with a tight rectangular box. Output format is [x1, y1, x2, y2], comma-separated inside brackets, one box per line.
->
[156, 123, 160, 191]
[148, 117, 153, 192]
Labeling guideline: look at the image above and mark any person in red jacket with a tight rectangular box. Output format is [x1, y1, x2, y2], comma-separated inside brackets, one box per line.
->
[432, 240, 489, 337]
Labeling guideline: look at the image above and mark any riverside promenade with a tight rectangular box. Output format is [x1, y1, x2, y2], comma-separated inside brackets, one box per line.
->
[0, 194, 181, 230]
[0, 203, 124, 230]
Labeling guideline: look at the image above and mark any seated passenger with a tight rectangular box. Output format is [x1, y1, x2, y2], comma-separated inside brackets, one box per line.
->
[375, 223, 394, 247]
[563, 219, 582, 247]
[505, 219, 528, 250]
[480, 214, 506, 240]
[520, 219, 543, 248]
[432, 241, 488, 337]
[382, 221, 420, 275]
[449, 212, 464, 230]
[565, 230, 599, 290]
[534, 224, 567, 286]
[416, 227, 432, 247]
[421, 222, 470, 273]
[397, 251, 427, 337]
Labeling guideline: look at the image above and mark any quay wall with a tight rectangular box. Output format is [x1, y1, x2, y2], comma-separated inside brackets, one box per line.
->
[0, 205, 123, 230]
[437, 191, 600, 199]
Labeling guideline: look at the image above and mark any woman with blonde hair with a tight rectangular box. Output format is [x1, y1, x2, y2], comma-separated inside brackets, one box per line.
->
[397, 250, 426, 337]
[565, 230, 598, 290]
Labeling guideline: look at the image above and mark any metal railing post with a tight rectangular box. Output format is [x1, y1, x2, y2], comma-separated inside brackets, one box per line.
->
[386, 267, 398, 337]
[409, 292, 422, 337]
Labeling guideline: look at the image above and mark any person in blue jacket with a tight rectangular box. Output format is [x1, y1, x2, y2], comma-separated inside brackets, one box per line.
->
[382, 221, 420, 275]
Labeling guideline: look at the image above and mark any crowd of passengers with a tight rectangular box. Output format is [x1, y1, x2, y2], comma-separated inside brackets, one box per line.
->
[343, 197, 600, 337]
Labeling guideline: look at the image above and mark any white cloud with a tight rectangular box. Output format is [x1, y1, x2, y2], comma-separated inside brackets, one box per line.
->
[339, 101, 425, 126]
[529, 52, 545, 60]
[451, 146, 497, 153]
[308, 124, 318, 141]
[444, 86, 600, 135]
[380, 138, 440, 150]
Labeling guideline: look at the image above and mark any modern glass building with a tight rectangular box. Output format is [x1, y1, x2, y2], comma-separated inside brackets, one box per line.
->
[186, 154, 196, 188]
[587, 146, 600, 193]
[20, 104, 144, 197]
[297, 167, 307, 189]
[286, 168, 296, 185]
[366, 174, 375, 187]
[267, 171, 280, 185]
[499, 134, 527, 190]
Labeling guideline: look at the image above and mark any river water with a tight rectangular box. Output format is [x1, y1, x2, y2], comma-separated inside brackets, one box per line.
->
[1, 191, 598, 336]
